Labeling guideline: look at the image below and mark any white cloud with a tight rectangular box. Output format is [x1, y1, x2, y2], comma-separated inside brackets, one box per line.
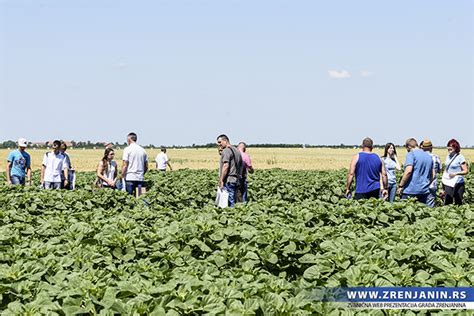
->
[360, 70, 374, 77]
[112, 62, 128, 69]
[328, 70, 351, 79]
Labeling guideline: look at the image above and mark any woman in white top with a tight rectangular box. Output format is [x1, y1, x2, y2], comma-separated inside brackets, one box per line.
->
[440, 139, 468, 205]
[97, 148, 118, 188]
[381, 143, 401, 202]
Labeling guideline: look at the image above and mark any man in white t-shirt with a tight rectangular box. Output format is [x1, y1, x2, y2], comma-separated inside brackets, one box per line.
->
[122, 132, 148, 195]
[41, 140, 69, 189]
[155, 147, 173, 172]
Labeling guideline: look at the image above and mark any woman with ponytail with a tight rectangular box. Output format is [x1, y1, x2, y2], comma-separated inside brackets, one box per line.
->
[96, 148, 118, 188]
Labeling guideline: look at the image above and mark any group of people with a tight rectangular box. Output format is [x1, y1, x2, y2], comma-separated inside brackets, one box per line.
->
[345, 137, 468, 206]
[217, 134, 254, 207]
[6, 139, 73, 189]
[5, 134, 468, 206]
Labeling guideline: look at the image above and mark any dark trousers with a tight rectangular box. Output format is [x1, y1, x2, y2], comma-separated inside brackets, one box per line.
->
[443, 183, 465, 206]
[125, 181, 144, 196]
[354, 189, 380, 200]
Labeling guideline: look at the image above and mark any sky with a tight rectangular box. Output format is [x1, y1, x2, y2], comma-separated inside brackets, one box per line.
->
[1, 0, 473, 146]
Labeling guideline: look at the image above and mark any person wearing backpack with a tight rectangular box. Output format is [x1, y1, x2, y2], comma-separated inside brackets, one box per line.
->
[217, 134, 243, 207]
[440, 139, 468, 205]
[41, 140, 69, 189]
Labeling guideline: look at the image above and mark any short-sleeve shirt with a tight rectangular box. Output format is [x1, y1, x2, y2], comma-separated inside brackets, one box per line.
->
[219, 146, 243, 184]
[445, 154, 466, 184]
[429, 153, 442, 189]
[382, 157, 397, 185]
[155, 152, 169, 170]
[403, 149, 433, 195]
[123, 143, 148, 181]
[42, 152, 68, 183]
[240, 151, 252, 178]
[7, 150, 31, 178]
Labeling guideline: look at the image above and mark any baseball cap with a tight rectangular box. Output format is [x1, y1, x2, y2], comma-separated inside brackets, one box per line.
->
[420, 139, 433, 148]
[18, 138, 27, 147]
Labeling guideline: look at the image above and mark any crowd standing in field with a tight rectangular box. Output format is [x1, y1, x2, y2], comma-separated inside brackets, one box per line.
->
[4, 135, 470, 206]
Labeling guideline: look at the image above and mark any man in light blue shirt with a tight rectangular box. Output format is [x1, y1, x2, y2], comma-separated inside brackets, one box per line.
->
[397, 138, 434, 206]
[6, 138, 32, 185]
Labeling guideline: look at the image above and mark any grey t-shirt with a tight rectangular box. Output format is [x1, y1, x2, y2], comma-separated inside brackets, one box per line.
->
[219, 146, 243, 184]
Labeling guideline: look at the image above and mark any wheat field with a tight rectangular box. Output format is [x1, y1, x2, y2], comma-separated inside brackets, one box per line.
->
[1, 147, 473, 173]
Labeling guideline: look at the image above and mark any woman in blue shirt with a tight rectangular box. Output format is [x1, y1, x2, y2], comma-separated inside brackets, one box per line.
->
[440, 139, 468, 205]
[381, 143, 401, 202]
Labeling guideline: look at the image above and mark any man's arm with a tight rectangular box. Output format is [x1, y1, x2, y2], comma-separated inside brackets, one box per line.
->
[219, 162, 229, 189]
[122, 160, 129, 179]
[6, 161, 12, 184]
[380, 161, 388, 199]
[40, 165, 45, 184]
[345, 154, 358, 195]
[167, 161, 173, 171]
[26, 166, 32, 185]
[397, 165, 413, 194]
[144, 161, 148, 174]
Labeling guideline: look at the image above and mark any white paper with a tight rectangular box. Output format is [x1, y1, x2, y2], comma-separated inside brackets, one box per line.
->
[441, 171, 459, 188]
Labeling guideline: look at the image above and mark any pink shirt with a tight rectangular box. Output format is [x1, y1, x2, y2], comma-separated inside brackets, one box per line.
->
[240, 151, 252, 177]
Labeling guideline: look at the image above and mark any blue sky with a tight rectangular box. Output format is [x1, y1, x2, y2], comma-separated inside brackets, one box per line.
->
[1, 0, 473, 146]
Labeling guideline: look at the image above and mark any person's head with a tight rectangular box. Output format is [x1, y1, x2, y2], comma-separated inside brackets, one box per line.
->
[383, 142, 397, 157]
[420, 139, 433, 153]
[127, 132, 137, 145]
[17, 138, 27, 151]
[161, 146, 167, 153]
[447, 139, 461, 156]
[52, 140, 61, 153]
[60, 141, 68, 152]
[103, 148, 115, 162]
[404, 138, 418, 152]
[216, 134, 230, 150]
[237, 142, 247, 153]
[361, 137, 373, 151]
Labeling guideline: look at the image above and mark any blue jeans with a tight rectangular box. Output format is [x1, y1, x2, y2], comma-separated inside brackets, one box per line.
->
[44, 182, 61, 189]
[224, 182, 238, 207]
[387, 183, 397, 202]
[426, 188, 437, 208]
[239, 179, 248, 203]
[125, 181, 144, 196]
[11, 175, 25, 185]
[401, 193, 429, 205]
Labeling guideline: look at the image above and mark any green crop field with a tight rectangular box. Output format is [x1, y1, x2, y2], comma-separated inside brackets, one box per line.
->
[0, 169, 472, 314]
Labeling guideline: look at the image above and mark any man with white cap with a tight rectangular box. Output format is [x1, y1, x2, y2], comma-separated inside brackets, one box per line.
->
[6, 138, 32, 185]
